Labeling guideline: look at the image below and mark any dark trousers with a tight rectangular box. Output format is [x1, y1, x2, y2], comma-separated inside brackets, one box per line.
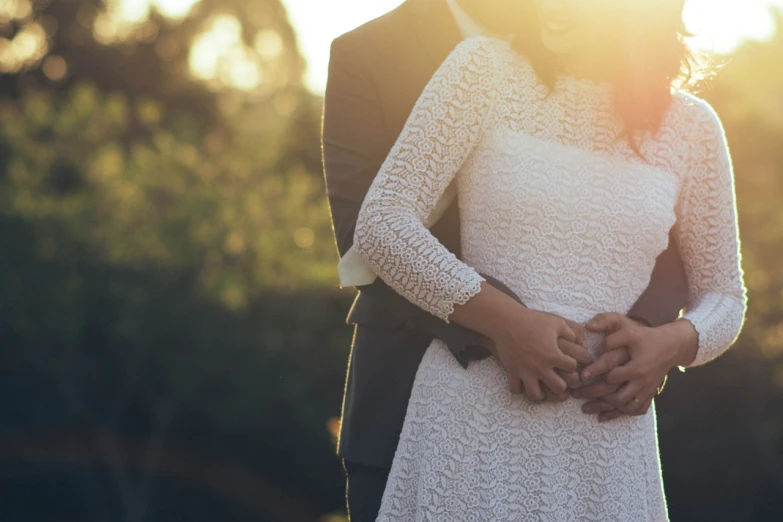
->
[344, 459, 391, 522]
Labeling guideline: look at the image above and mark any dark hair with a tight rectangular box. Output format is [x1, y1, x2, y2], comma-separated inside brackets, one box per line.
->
[462, 0, 711, 155]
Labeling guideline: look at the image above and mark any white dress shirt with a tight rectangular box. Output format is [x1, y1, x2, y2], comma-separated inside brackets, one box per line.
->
[337, 1, 486, 287]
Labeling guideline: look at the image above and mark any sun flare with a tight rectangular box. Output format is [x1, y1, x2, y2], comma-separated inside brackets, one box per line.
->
[281, 0, 783, 92]
[91, 0, 783, 92]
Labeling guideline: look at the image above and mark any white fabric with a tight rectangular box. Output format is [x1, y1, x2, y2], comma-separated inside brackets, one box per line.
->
[338, 182, 457, 287]
[336, 0, 484, 288]
[353, 36, 747, 521]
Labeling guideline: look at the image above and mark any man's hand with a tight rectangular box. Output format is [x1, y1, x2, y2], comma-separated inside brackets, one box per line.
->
[571, 327, 650, 420]
[573, 347, 655, 422]
[570, 347, 632, 417]
[577, 312, 697, 419]
[572, 318, 662, 421]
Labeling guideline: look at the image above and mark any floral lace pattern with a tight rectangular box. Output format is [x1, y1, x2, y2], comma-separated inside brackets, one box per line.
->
[353, 36, 747, 521]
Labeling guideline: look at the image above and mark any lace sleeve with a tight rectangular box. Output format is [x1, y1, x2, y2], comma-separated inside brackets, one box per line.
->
[677, 99, 747, 367]
[353, 37, 502, 322]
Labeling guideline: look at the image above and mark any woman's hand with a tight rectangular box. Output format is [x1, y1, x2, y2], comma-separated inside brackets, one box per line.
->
[452, 282, 592, 403]
[489, 307, 587, 401]
[583, 313, 699, 416]
[503, 312, 591, 403]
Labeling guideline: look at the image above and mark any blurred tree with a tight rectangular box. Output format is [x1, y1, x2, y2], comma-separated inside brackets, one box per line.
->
[0, 0, 345, 520]
[707, 10, 783, 362]
[0, 0, 332, 307]
[655, 12, 783, 521]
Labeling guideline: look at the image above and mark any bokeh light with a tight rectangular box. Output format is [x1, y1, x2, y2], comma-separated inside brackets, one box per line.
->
[281, 0, 783, 92]
[188, 14, 263, 90]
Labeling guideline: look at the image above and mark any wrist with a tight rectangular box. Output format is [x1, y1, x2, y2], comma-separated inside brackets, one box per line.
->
[661, 319, 699, 368]
[486, 302, 533, 343]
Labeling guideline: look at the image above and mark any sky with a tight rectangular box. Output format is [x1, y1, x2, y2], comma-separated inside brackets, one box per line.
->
[281, 0, 783, 93]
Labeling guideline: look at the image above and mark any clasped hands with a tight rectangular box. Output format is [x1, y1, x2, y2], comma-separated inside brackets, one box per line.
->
[485, 308, 698, 422]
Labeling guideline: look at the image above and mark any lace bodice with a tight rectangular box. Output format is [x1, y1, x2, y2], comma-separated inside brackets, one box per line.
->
[354, 36, 746, 367]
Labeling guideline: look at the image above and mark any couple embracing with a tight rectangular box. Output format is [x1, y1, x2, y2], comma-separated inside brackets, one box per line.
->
[322, 0, 747, 520]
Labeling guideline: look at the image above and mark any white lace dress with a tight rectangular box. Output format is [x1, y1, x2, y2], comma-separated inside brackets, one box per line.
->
[353, 36, 747, 522]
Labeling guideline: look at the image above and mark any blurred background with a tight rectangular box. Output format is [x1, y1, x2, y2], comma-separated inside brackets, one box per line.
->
[0, 0, 780, 520]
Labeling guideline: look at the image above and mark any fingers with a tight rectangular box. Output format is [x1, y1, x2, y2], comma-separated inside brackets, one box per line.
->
[564, 318, 587, 348]
[585, 396, 653, 422]
[614, 393, 654, 416]
[556, 319, 577, 344]
[605, 363, 638, 385]
[586, 312, 629, 334]
[597, 409, 626, 422]
[552, 352, 578, 373]
[580, 348, 630, 381]
[583, 394, 655, 422]
[581, 399, 616, 415]
[559, 370, 583, 390]
[521, 375, 544, 402]
[541, 383, 569, 403]
[570, 381, 622, 400]
[634, 396, 654, 416]
[557, 338, 593, 366]
[602, 329, 635, 353]
[541, 370, 568, 396]
[603, 381, 644, 410]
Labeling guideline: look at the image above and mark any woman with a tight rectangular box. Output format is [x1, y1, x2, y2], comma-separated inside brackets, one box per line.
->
[353, 0, 747, 520]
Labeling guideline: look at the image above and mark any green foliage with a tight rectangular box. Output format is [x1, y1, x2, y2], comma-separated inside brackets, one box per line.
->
[0, 0, 346, 520]
[0, 0, 335, 307]
[1, 82, 335, 305]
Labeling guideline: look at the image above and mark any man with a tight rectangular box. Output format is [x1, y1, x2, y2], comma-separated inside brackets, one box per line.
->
[322, 0, 688, 519]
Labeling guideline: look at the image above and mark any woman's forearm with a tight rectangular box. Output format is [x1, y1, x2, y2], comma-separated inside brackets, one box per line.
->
[450, 282, 530, 342]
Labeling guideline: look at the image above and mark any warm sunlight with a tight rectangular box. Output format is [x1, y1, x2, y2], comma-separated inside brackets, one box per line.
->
[98, 0, 201, 42]
[188, 14, 263, 90]
[102, 0, 783, 92]
[108, 0, 266, 90]
[282, 0, 783, 92]
[685, 0, 783, 53]
[116, 0, 200, 23]
[0, 0, 48, 72]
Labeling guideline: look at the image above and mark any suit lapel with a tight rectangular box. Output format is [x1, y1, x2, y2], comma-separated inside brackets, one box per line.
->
[407, 0, 463, 68]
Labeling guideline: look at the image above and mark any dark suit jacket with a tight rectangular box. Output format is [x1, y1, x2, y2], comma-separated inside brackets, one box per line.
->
[322, 0, 688, 468]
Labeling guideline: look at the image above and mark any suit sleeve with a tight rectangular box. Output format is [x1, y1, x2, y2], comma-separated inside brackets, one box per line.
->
[626, 228, 689, 327]
[322, 36, 392, 258]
